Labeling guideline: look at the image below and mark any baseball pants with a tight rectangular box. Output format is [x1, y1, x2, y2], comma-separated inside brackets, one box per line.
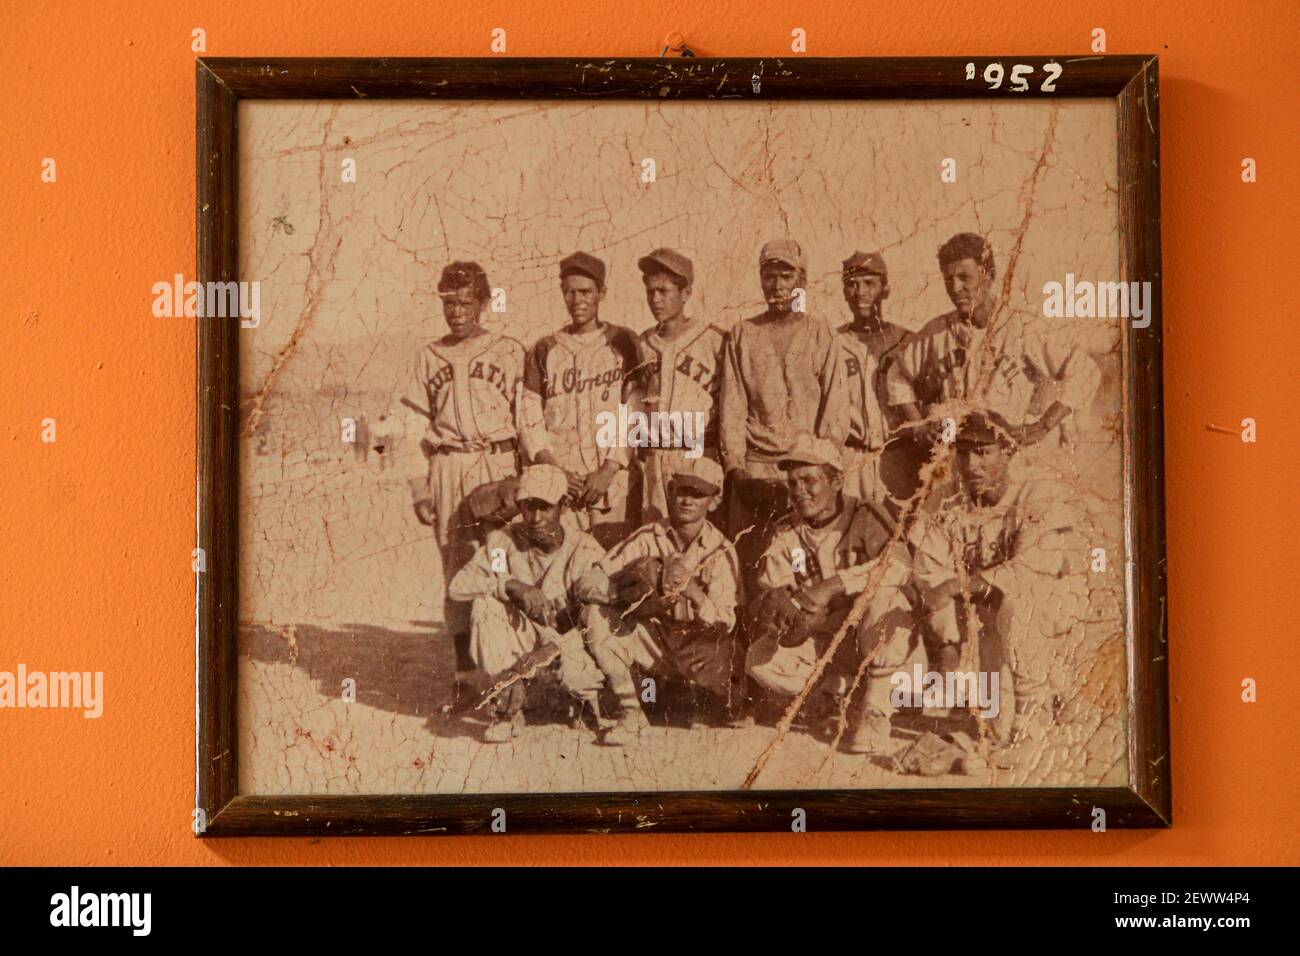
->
[567, 465, 633, 551]
[745, 599, 918, 713]
[841, 446, 890, 508]
[583, 604, 735, 703]
[423, 448, 518, 668]
[928, 570, 1090, 737]
[468, 596, 605, 714]
[725, 459, 789, 596]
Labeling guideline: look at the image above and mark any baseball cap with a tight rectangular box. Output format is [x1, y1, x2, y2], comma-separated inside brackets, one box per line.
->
[515, 464, 569, 505]
[759, 239, 805, 271]
[667, 456, 724, 495]
[842, 250, 888, 280]
[954, 411, 1017, 449]
[778, 434, 843, 471]
[559, 251, 607, 287]
[637, 247, 694, 286]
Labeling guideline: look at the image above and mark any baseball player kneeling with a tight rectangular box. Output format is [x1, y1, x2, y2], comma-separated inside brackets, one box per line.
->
[909, 412, 1091, 765]
[447, 465, 608, 744]
[744, 435, 918, 754]
[575, 457, 740, 745]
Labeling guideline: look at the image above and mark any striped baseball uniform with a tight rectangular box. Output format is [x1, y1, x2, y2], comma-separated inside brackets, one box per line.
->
[576, 519, 740, 703]
[633, 318, 727, 524]
[447, 521, 607, 703]
[884, 309, 1100, 429]
[836, 319, 907, 503]
[520, 322, 639, 541]
[403, 331, 527, 537]
[909, 477, 1091, 734]
[401, 330, 527, 642]
[745, 496, 915, 709]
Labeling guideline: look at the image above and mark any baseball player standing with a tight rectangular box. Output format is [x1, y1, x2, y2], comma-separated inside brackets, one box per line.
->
[835, 250, 908, 507]
[401, 261, 528, 711]
[631, 247, 727, 526]
[720, 239, 849, 585]
[519, 252, 640, 549]
[884, 232, 1099, 460]
[447, 464, 608, 743]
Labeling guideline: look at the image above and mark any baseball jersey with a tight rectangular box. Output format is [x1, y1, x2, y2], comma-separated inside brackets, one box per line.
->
[577, 520, 740, 629]
[884, 310, 1099, 426]
[401, 331, 526, 485]
[910, 478, 1086, 605]
[719, 312, 848, 472]
[633, 319, 727, 450]
[836, 319, 907, 450]
[758, 496, 902, 596]
[447, 521, 606, 611]
[520, 322, 639, 474]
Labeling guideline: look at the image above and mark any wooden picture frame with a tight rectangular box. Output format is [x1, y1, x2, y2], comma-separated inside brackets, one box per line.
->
[196, 55, 1168, 835]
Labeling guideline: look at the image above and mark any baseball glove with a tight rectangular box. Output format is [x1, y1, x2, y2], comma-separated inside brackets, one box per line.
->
[608, 555, 664, 609]
[610, 555, 686, 622]
[749, 586, 811, 648]
[465, 476, 520, 526]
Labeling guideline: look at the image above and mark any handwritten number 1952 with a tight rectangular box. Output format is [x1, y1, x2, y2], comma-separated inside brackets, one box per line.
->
[965, 62, 1062, 92]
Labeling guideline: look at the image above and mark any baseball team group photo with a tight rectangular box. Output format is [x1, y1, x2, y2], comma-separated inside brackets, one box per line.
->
[235, 98, 1128, 795]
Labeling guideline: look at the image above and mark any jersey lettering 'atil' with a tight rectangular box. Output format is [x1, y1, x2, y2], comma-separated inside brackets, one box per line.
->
[634, 319, 726, 449]
[884, 310, 1100, 425]
[401, 332, 526, 479]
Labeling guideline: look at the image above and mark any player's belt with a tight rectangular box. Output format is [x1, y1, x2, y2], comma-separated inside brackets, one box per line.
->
[434, 439, 517, 456]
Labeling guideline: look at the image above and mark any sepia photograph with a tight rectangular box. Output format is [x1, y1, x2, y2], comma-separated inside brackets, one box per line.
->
[14, 0, 1300, 923]
[231, 82, 1133, 802]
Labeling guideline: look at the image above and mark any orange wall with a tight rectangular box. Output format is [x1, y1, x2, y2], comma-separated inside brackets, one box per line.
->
[2, 0, 1297, 866]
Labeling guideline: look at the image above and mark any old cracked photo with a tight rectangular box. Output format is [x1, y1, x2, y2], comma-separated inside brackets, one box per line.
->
[235, 96, 1128, 798]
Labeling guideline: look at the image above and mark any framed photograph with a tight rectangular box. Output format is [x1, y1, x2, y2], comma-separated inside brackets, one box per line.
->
[196, 55, 1168, 835]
